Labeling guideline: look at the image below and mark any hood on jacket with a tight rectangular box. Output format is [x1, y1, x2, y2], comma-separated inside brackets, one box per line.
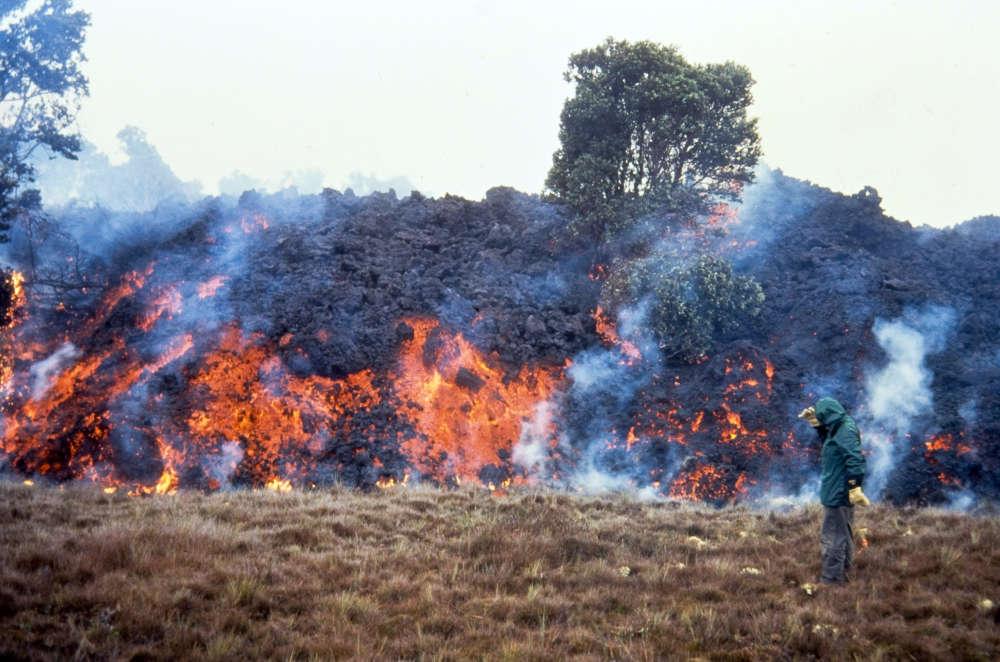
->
[814, 397, 847, 428]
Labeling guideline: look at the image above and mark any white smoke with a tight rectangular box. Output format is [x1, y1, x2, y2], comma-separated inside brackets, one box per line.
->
[201, 441, 245, 489]
[512, 400, 556, 476]
[755, 476, 822, 512]
[861, 306, 954, 498]
[569, 462, 662, 501]
[511, 302, 665, 499]
[866, 322, 932, 430]
[29, 343, 82, 400]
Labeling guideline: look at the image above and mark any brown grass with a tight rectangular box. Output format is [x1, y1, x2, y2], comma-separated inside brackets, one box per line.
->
[1, 483, 998, 660]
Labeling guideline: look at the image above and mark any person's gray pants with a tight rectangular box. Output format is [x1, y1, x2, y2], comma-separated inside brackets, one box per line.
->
[820, 506, 854, 583]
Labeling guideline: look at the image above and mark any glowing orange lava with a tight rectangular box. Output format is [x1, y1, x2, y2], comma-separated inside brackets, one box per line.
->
[592, 306, 641, 365]
[240, 213, 270, 234]
[2, 270, 28, 391]
[393, 318, 560, 483]
[197, 275, 228, 299]
[924, 433, 973, 462]
[184, 325, 381, 487]
[669, 463, 750, 501]
[139, 286, 183, 331]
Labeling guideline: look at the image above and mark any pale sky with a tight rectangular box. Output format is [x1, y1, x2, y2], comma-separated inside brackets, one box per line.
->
[74, 0, 999, 227]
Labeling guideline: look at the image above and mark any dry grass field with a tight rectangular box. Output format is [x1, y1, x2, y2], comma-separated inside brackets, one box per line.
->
[1, 482, 999, 660]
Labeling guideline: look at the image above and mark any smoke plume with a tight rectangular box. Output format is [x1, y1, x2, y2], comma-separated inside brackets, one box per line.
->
[861, 306, 955, 497]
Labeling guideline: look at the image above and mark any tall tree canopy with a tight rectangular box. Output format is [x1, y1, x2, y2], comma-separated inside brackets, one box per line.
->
[0, 0, 90, 241]
[546, 38, 761, 240]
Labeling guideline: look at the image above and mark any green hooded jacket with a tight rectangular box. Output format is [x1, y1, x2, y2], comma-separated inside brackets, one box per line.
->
[815, 397, 867, 507]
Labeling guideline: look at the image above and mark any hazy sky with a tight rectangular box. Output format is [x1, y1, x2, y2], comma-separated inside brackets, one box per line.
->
[73, 0, 999, 227]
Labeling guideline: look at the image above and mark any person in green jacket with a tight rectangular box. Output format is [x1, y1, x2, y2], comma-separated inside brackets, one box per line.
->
[799, 397, 870, 584]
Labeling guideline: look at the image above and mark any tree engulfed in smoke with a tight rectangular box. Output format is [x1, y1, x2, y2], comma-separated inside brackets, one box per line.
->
[862, 305, 954, 498]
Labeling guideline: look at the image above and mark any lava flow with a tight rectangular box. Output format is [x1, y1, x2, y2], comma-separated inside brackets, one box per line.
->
[180, 324, 382, 489]
[393, 318, 561, 484]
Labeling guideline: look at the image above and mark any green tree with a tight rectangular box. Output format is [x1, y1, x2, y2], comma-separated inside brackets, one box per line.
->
[0, 0, 90, 242]
[547, 38, 761, 241]
[602, 255, 764, 362]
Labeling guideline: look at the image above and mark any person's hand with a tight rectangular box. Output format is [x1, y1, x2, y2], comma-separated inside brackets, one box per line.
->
[848, 486, 871, 507]
[797, 406, 820, 428]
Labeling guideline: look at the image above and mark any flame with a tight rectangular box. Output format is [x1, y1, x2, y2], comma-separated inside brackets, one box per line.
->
[488, 477, 513, 496]
[393, 318, 559, 483]
[376, 473, 410, 490]
[122, 437, 181, 496]
[592, 306, 641, 365]
[6, 271, 26, 328]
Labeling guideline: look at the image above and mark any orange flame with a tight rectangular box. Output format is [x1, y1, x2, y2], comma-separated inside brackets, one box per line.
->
[265, 477, 293, 492]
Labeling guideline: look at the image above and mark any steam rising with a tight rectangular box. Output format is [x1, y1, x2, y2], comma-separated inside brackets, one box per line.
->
[861, 306, 955, 498]
[513, 303, 664, 496]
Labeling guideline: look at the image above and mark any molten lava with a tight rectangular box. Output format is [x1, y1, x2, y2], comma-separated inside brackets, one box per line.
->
[592, 306, 641, 365]
[393, 318, 560, 483]
[669, 462, 751, 501]
[183, 324, 381, 488]
[197, 276, 228, 299]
